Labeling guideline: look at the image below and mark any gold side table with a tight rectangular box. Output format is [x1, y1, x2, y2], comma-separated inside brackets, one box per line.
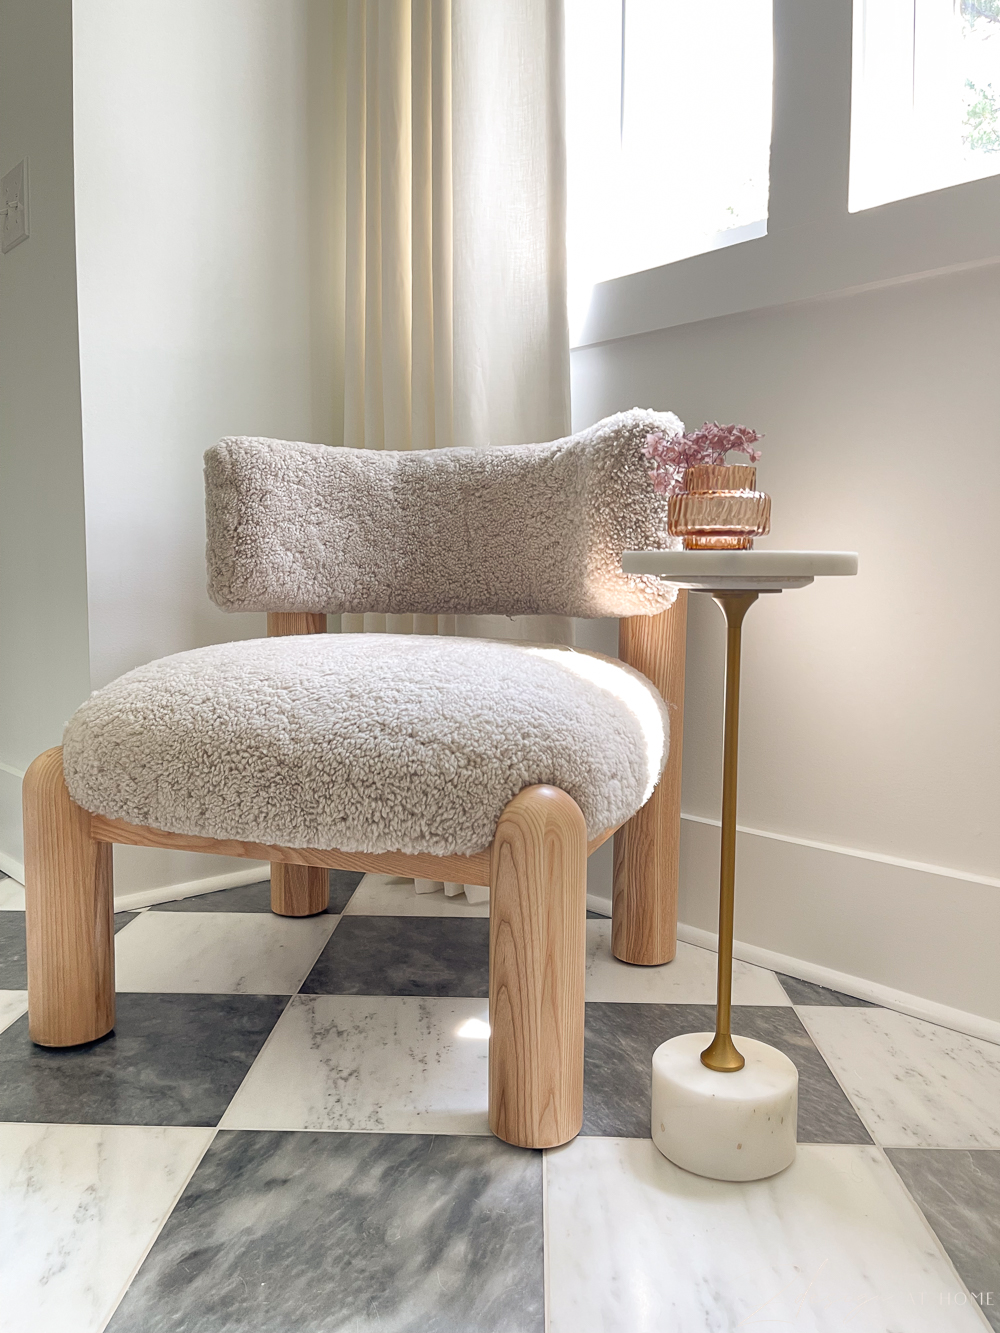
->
[622, 549, 858, 1181]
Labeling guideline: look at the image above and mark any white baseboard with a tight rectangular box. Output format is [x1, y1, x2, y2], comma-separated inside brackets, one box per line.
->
[0, 765, 25, 882]
[113, 864, 271, 911]
[581, 888, 998, 1044]
[681, 811, 1000, 891]
[677, 922, 1000, 1047]
[0, 823, 271, 910]
[0, 850, 25, 884]
[678, 816, 999, 1033]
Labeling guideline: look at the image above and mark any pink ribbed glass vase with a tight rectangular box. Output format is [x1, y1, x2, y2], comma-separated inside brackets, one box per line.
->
[667, 464, 771, 550]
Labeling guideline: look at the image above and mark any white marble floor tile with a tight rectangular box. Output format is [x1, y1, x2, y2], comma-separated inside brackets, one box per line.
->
[220, 994, 491, 1135]
[798, 1006, 1000, 1149]
[546, 1139, 987, 1333]
[585, 921, 789, 1005]
[114, 910, 338, 995]
[0, 879, 25, 910]
[0, 1122, 213, 1333]
[344, 873, 490, 918]
[0, 989, 28, 1034]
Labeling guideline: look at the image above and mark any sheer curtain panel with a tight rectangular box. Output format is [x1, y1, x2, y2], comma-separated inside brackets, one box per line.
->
[336, 0, 571, 894]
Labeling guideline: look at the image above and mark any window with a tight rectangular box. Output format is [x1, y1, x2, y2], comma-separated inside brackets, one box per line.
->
[566, 0, 774, 336]
[850, 0, 1000, 211]
[568, 0, 1000, 349]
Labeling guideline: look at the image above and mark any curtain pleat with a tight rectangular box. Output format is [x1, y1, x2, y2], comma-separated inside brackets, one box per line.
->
[340, 0, 569, 503]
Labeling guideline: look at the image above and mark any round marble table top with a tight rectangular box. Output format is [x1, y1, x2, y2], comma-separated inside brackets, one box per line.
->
[621, 549, 859, 592]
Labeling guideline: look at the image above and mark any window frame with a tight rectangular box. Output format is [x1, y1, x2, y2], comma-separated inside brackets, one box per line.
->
[572, 0, 1000, 349]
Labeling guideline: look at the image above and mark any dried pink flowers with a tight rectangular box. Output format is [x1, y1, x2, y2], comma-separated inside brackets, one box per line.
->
[642, 422, 763, 496]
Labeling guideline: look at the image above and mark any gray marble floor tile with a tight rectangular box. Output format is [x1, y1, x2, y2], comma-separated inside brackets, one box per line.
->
[107, 1130, 544, 1333]
[0, 911, 26, 988]
[583, 1003, 871, 1144]
[329, 872, 366, 913]
[778, 973, 878, 1006]
[149, 871, 363, 915]
[302, 915, 489, 997]
[888, 1149, 1000, 1330]
[0, 993, 287, 1126]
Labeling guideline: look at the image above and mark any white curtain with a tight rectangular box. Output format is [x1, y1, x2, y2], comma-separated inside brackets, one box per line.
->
[338, 0, 571, 644]
[334, 0, 571, 898]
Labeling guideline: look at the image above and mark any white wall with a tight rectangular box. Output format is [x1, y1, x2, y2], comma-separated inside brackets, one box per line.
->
[0, 1, 343, 897]
[73, 0, 344, 688]
[0, 0, 92, 879]
[69, 0, 343, 895]
[573, 262, 1000, 1022]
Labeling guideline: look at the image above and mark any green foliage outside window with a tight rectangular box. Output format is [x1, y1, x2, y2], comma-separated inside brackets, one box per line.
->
[964, 80, 1000, 151]
[961, 0, 1000, 24]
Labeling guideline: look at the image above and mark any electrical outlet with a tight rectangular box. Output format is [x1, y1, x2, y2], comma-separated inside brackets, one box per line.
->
[2, 159, 29, 253]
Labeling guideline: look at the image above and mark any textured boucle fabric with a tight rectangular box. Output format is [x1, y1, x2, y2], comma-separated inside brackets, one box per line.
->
[205, 409, 683, 619]
[63, 634, 668, 855]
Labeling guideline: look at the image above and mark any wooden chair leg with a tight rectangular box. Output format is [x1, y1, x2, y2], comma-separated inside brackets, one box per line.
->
[266, 611, 330, 916]
[270, 864, 329, 917]
[23, 747, 115, 1048]
[488, 784, 587, 1149]
[613, 591, 688, 965]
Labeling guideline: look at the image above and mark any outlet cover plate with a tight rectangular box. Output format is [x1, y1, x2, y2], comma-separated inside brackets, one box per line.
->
[2, 159, 29, 253]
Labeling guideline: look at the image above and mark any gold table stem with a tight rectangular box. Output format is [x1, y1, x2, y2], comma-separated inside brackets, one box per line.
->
[700, 590, 759, 1073]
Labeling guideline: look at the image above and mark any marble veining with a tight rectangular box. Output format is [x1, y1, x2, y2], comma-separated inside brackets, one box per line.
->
[301, 915, 490, 997]
[5, 854, 998, 1331]
[345, 873, 490, 918]
[585, 922, 789, 1004]
[114, 909, 338, 994]
[149, 871, 362, 915]
[0, 1121, 212, 1333]
[583, 1002, 871, 1143]
[0, 993, 287, 1126]
[0, 910, 27, 988]
[0, 989, 28, 1034]
[799, 1006, 1000, 1149]
[107, 1130, 543, 1333]
[546, 1138, 990, 1333]
[888, 1149, 1000, 1331]
[220, 994, 490, 1134]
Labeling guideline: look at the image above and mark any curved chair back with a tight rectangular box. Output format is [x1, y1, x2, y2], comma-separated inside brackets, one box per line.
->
[205, 408, 682, 619]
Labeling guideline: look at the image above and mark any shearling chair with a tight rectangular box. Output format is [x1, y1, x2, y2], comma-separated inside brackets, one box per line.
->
[22, 408, 688, 1150]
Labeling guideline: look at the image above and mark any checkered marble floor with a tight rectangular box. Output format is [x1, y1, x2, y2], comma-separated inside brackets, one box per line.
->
[1, 869, 999, 1332]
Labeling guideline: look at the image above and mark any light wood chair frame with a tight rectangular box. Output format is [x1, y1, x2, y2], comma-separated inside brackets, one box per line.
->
[22, 595, 687, 1150]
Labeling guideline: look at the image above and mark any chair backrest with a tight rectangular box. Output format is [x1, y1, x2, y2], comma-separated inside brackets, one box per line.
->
[205, 408, 682, 619]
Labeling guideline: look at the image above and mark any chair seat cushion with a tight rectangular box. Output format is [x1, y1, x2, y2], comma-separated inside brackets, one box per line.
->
[62, 635, 668, 857]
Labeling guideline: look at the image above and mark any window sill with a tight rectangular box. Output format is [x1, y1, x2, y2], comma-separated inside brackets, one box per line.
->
[572, 172, 1000, 349]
